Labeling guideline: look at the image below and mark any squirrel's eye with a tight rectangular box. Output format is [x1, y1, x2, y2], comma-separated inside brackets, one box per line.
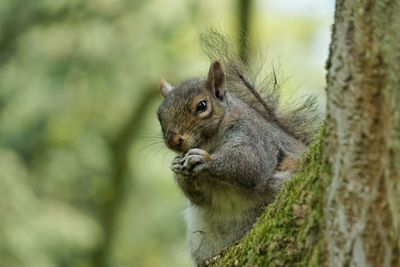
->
[196, 100, 208, 113]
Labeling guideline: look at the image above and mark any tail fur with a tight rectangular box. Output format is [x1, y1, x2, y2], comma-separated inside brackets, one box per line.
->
[200, 30, 322, 145]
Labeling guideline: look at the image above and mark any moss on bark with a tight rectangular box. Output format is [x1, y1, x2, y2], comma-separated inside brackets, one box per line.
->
[208, 135, 325, 267]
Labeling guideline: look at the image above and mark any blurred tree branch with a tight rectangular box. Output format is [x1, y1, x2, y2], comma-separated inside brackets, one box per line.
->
[92, 86, 160, 267]
[0, 2, 78, 66]
[0, 0, 144, 66]
[0, 2, 160, 266]
[238, 0, 252, 64]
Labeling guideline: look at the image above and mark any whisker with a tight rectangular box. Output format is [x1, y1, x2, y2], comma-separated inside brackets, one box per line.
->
[138, 140, 165, 153]
[139, 135, 164, 141]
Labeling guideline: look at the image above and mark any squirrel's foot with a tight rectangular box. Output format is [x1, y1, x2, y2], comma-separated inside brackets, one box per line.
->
[171, 148, 210, 176]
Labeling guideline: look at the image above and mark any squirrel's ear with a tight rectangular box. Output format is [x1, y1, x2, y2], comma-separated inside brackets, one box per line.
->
[160, 79, 173, 97]
[207, 61, 225, 100]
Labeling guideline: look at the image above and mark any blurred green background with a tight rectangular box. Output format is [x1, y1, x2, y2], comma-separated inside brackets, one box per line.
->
[0, 1, 333, 267]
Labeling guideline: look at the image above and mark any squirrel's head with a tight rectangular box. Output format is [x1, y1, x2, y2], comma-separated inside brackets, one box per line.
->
[157, 61, 226, 153]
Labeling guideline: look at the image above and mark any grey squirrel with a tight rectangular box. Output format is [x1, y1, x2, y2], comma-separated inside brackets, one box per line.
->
[157, 35, 320, 266]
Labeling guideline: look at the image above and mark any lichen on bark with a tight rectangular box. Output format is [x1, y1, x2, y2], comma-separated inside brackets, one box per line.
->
[208, 133, 326, 267]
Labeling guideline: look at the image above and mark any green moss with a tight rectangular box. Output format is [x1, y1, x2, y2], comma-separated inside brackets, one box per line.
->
[209, 134, 326, 267]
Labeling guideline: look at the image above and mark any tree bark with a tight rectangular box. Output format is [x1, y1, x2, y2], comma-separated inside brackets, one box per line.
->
[324, 0, 400, 266]
[209, 0, 400, 266]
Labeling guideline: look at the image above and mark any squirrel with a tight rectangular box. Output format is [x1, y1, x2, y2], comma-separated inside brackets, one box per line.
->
[157, 33, 320, 266]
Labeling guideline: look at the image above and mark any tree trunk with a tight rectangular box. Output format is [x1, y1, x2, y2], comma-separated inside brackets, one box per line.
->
[324, 0, 400, 266]
[209, 0, 400, 266]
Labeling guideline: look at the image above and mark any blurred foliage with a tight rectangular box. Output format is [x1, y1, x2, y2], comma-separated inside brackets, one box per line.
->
[0, 0, 332, 267]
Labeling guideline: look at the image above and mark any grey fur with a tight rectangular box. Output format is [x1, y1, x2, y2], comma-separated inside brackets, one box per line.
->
[157, 33, 321, 266]
[168, 93, 305, 265]
[200, 31, 321, 145]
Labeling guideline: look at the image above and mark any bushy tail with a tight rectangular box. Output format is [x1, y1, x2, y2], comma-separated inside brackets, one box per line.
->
[200, 30, 322, 145]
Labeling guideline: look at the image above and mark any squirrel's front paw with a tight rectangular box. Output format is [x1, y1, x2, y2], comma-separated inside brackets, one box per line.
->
[171, 148, 211, 176]
[171, 156, 188, 175]
[184, 148, 211, 174]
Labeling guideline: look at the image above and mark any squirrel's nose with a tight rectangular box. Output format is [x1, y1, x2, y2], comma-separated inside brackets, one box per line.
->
[166, 132, 184, 151]
[174, 136, 183, 150]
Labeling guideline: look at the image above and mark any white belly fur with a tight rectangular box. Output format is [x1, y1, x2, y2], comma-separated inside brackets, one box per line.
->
[182, 171, 293, 265]
[183, 183, 270, 265]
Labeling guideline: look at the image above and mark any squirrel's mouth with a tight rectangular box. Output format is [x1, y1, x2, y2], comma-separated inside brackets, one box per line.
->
[165, 139, 189, 154]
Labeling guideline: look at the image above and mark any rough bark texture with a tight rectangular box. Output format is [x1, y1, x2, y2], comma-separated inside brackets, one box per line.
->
[324, 1, 400, 266]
